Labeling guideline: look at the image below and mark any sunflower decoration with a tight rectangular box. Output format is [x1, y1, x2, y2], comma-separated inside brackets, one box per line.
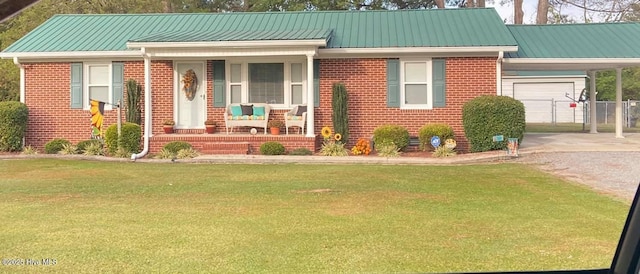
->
[321, 126, 332, 139]
[90, 100, 105, 139]
[182, 69, 198, 101]
[334, 133, 342, 142]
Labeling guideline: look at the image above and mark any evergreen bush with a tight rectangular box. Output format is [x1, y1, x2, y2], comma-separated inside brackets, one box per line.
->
[462, 95, 525, 152]
[372, 124, 410, 152]
[105, 122, 141, 155]
[332, 82, 349, 144]
[163, 141, 192, 154]
[44, 138, 71, 154]
[418, 124, 454, 151]
[260, 141, 285, 155]
[0, 101, 28, 152]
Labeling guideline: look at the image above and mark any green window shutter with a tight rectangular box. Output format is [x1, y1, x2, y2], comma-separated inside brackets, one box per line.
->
[313, 59, 320, 107]
[70, 63, 83, 109]
[386, 59, 400, 107]
[212, 60, 226, 107]
[112, 62, 124, 107]
[432, 59, 446, 108]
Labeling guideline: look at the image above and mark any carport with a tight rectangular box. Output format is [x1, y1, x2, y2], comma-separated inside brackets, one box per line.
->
[501, 23, 640, 138]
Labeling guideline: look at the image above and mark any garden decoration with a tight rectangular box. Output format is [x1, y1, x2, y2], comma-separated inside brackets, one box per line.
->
[182, 69, 198, 101]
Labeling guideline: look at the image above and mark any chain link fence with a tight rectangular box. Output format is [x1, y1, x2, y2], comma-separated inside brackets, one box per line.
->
[520, 99, 640, 127]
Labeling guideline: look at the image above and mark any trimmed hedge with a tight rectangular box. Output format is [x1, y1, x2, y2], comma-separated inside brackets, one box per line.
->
[418, 124, 454, 151]
[44, 138, 71, 154]
[0, 101, 28, 152]
[462, 95, 525, 152]
[260, 141, 285, 155]
[104, 122, 141, 155]
[372, 124, 410, 152]
[163, 141, 192, 154]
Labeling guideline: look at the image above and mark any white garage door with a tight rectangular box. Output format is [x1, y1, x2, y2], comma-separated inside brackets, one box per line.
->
[513, 82, 582, 123]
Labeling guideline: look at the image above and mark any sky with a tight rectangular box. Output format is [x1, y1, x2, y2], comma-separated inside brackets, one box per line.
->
[487, 0, 586, 24]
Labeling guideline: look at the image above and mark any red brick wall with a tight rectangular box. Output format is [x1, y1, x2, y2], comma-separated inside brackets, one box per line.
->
[316, 57, 497, 151]
[22, 57, 496, 153]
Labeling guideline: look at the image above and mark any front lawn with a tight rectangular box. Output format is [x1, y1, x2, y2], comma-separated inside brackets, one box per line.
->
[0, 159, 629, 273]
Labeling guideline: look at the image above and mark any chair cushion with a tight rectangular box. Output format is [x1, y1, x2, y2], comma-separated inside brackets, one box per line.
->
[295, 105, 307, 116]
[231, 105, 242, 116]
[241, 104, 253, 116]
[253, 106, 265, 116]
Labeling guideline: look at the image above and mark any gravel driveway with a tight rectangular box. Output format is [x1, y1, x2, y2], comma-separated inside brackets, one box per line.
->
[517, 152, 640, 202]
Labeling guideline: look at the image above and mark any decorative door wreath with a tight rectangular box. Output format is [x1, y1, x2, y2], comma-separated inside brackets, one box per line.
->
[182, 69, 198, 101]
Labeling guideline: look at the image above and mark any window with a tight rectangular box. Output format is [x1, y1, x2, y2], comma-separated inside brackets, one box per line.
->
[226, 61, 306, 107]
[401, 59, 432, 109]
[83, 63, 112, 110]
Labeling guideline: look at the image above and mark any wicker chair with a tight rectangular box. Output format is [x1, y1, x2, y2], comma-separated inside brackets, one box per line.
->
[284, 105, 307, 135]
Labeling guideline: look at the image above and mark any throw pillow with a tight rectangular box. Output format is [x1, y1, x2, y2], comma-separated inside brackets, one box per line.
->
[241, 104, 254, 116]
[253, 106, 265, 117]
[231, 105, 242, 116]
[295, 105, 307, 116]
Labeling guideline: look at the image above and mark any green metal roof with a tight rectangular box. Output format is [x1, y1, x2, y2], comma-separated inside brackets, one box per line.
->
[131, 29, 333, 43]
[3, 8, 517, 53]
[506, 23, 640, 58]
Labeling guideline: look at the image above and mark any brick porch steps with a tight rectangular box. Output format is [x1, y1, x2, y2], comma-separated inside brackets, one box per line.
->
[150, 133, 318, 155]
[200, 142, 250, 154]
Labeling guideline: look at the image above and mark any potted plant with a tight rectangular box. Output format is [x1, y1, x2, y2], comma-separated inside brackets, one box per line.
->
[204, 119, 217, 134]
[163, 120, 175, 134]
[268, 119, 284, 135]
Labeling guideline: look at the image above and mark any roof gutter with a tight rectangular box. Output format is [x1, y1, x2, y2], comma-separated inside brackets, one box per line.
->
[0, 50, 143, 60]
[131, 48, 151, 161]
[496, 51, 503, 95]
[12, 57, 25, 103]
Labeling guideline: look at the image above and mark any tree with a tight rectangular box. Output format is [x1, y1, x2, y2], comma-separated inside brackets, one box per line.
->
[537, 0, 549, 24]
[514, 0, 524, 24]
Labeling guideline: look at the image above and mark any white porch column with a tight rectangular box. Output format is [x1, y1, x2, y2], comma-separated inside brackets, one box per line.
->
[615, 68, 624, 138]
[589, 71, 598, 133]
[305, 54, 315, 137]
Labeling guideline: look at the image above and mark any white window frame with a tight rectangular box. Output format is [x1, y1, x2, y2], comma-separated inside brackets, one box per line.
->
[400, 59, 433, 110]
[83, 62, 112, 110]
[225, 58, 307, 109]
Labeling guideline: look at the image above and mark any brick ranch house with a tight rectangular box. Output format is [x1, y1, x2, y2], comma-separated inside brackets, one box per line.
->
[2, 8, 640, 157]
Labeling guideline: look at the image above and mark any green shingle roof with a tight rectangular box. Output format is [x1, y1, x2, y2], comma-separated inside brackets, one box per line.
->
[506, 23, 640, 58]
[3, 8, 517, 53]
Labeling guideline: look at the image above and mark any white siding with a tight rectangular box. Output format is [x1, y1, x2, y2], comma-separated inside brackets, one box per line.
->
[502, 76, 586, 123]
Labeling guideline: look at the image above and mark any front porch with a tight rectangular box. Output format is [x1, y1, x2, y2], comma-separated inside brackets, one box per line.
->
[150, 130, 318, 155]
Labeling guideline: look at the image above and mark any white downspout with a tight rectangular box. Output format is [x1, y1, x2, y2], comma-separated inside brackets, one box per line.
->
[132, 49, 152, 160]
[496, 51, 503, 95]
[13, 57, 25, 103]
[14, 57, 26, 148]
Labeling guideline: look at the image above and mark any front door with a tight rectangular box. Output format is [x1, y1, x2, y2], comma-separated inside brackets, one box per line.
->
[175, 62, 206, 129]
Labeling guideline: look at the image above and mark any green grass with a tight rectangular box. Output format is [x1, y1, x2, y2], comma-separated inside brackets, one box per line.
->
[527, 123, 640, 133]
[0, 159, 629, 273]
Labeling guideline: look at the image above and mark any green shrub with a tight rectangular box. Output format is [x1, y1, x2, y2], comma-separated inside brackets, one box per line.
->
[373, 125, 410, 152]
[105, 123, 141, 155]
[418, 124, 454, 151]
[82, 142, 104, 156]
[319, 141, 348, 156]
[0, 101, 28, 152]
[375, 141, 401, 157]
[77, 139, 102, 153]
[432, 146, 457, 158]
[462, 95, 526, 152]
[44, 138, 71, 154]
[163, 141, 192, 154]
[59, 143, 78, 155]
[176, 148, 199, 159]
[332, 82, 349, 144]
[260, 141, 285, 155]
[155, 148, 175, 159]
[289, 148, 313, 156]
